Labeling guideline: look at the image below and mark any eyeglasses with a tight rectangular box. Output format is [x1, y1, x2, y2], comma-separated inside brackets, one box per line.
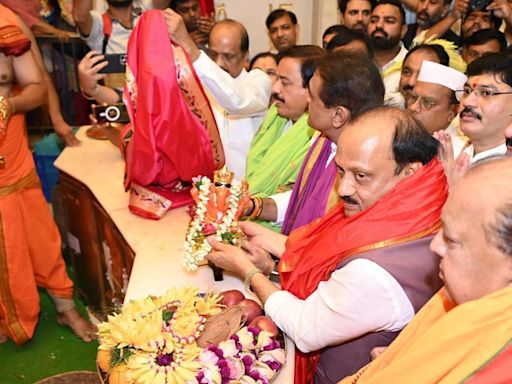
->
[455, 85, 512, 101]
[404, 93, 439, 111]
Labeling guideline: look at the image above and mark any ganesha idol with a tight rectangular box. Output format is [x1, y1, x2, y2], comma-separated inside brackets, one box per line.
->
[184, 167, 251, 271]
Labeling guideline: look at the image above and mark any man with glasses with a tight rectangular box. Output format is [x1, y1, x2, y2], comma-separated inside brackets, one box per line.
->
[405, 60, 467, 155]
[456, 52, 512, 163]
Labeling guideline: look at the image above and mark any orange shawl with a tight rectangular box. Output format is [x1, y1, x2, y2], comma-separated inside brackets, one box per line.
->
[341, 287, 512, 383]
[278, 158, 448, 384]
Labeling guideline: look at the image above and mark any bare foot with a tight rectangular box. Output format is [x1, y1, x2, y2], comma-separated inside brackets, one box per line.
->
[56, 307, 98, 342]
[0, 330, 7, 344]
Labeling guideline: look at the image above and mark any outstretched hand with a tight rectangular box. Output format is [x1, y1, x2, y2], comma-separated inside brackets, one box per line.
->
[434, 130, 470, 188]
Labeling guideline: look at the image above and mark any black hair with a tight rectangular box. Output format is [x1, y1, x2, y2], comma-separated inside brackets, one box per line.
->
[265, 9, 298, 29]
[463, 28, 507, 52]
[316, 52, 384, 119]
[404, 44, 450, 66]
[277, 45, 326, 87]
[467, 51, 512, 88]
[323, 24, 347, 40]
[373, 0, 406, 25]
[338, 0, 376, 13]
[325, 26, 374, 57]
[249, 52, 277, 70]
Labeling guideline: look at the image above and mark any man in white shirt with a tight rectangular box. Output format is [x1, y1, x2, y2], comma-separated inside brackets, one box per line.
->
[164, 10, 272, 179]
[207, 107, 446, 383]
[458, 51, 512, 164]
[367, 0, 408, 106]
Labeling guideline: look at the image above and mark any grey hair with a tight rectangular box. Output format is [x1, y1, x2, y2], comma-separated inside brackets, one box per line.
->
[495, 204, 512, 256]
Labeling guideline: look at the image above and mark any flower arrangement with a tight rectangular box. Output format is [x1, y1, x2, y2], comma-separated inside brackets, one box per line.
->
[183, 167, 250, 271]
[97, 286, 285, 384]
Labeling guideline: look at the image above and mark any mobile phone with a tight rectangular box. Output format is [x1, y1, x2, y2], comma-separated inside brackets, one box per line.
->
[92, 103, 130, 124]
[468, 0, 491, 11]
[97, 54, 127, 74]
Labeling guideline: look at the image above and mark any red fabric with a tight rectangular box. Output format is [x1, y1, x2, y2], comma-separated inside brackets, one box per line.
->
[198, 0, 215, 16]
[123, 10, 223, 217]
[278, 158, 448, 384]
[466, 342, 512, 384]
[0, 25, 31, 56]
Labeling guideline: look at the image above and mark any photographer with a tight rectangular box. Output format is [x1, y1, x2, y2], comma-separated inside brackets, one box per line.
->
[422, 0, 506, 44]
[78, 50, 122, 104]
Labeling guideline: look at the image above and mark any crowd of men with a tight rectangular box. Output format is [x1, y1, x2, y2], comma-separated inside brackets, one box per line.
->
[0, 0, 511, 383]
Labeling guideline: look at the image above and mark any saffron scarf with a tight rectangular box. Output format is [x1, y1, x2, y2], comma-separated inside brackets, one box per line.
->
[123, 10, 224, 219]
[278, 158, 448, 384]
[245, 105, 314, 197]
[0, 24, 30, 57]
[341, 287, 512, 384]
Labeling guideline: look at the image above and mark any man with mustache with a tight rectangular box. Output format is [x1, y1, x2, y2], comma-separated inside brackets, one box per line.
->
[338, 0, 375, 32]
[457, 51, 512, 163]
[241, 52, 384, 235]
[399, 40, 466, 98]
[341, 155, 512, 384]
[207, 106, 447, 383]
[405, 60, 468, 155]
[244, 46, 324, 228]
[367, 0, 408, 106]
[266, 9, 299, 53]
[165, 11, 271, 179]
[402, 0, 460, 48]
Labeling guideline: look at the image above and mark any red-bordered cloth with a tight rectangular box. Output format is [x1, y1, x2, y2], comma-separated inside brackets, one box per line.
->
[122, 10, 224, 220]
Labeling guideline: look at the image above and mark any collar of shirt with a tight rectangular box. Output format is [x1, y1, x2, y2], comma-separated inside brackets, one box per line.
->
[382, 43, 408, 73]
[465, 143, 508, 164]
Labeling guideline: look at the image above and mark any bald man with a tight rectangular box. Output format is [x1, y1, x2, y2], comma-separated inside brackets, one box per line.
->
[164, 10, 271, 179]
[342, 156, 512, 384]
[206, 107, 447, 383]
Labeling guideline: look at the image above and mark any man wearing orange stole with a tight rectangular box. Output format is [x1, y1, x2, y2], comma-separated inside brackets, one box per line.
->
[341, 155, 512, 384]
[0, 15, 95, 345]
[207, 107, 447, 383]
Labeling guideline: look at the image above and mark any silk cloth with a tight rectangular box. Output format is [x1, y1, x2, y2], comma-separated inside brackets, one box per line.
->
[245, 106, 314, 198]
[278, 158, 448, 384]
[281, 135, 339, 235]
[341, 287, 512, 384]
[123, 10, 224, 219]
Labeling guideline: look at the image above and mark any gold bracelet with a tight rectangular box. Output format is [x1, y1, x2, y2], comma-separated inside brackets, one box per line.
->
[244, 267, 262, 291]
[248, 196, 263, 220]
[0, 96, 8, 122]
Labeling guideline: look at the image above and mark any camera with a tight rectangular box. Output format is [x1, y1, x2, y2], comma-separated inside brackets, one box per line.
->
[97, 54, 127, 74]
[468, 0, 491, 11]
[92, 104, 129, 124]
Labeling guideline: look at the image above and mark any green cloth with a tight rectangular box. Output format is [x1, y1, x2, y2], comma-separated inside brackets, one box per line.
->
[245, 104, 314, 232]
[246, 104, 314, 198]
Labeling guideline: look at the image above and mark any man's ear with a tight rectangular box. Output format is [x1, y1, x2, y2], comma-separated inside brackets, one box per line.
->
[448, 103, 459, 123]
[332, 106, 350, 129]
[400, 24, 407, 39]
[403, 161, 423, 177]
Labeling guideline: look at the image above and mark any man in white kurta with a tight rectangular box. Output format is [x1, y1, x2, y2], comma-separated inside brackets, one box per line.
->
[164, 10, 271, 179]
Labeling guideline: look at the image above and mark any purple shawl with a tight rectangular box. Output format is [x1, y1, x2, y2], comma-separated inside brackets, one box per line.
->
[281, 136, 337, 235]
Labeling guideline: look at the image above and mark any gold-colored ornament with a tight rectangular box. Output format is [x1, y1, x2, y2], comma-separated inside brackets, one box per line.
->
[213, 165, 234, 184]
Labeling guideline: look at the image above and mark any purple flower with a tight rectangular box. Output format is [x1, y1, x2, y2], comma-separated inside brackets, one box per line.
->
[218, 359, 228, 368]
[196, 371, 205, 381]
[247, 326, 260, 336]
[249, 370, 261, 380]
[230, 334, 240, 342]
[155, 352, 173, 366]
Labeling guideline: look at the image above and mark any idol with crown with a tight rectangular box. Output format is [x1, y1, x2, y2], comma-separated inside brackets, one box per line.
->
[183, 167, 251, 271]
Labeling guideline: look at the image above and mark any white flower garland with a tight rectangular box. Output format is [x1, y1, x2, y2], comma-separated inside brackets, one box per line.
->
[183, 176, 243, 271]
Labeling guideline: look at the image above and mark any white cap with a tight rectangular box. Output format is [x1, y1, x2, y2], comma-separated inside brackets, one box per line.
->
[417, 60, 467, 91]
